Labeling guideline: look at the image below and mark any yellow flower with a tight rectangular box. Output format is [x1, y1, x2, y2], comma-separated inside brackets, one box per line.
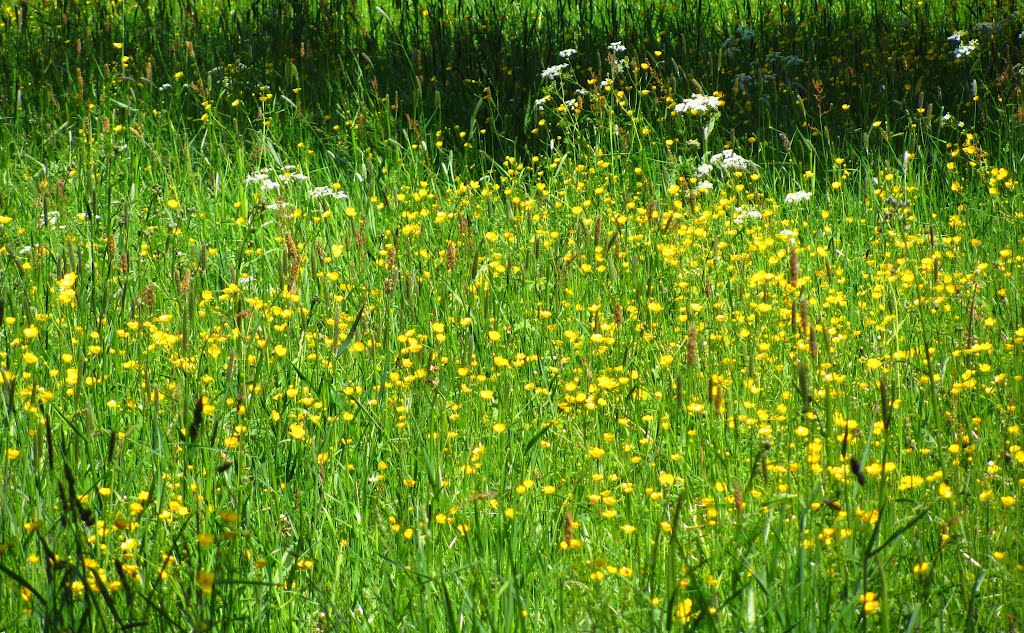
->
[167, 199, 180, 210]
[859, 592, 880, 614]
[289, 424, 306, 440]
[674, 598, 694, 622]
[196, 570, 215, 595]
[6, 448, 19, 460]
[274, 344, 288, 358]
[1000, 495, 1016, 508]
[479, 389, 494, 400]
[588, 447, 606, 459]
[866, 357, 883, 370]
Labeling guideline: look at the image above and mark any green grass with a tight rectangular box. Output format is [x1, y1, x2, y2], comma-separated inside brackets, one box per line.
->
[1, 1, 1024, 631]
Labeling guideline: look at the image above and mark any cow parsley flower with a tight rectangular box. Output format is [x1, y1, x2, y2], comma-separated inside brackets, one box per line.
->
[733, 207, 762, 224]
[710, 149, 754, 172]
[948, 31, 978, 58]
[674, 93, 722, 114]
[310, 186, 348, 200]
[608, 41, 626, 53]
[541, 64, 569, 80]
[559, 48, 577, 59]
[785, 190, 813, 204]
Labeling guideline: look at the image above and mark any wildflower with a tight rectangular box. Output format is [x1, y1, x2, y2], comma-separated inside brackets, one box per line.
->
[953, 39, 978, 59]
[289, 424, 306, 440]
[558, 48, 577, 59]
[859, 592, 880, 614]
[674, 598, 694, 622]
[197, 570, 215, 596]
[608, 41, 626, 53]
[673, 93, 722, 114]
[733, 207, 763, 225]
[279, 171, 309, 184]
[948, 31, 978, 59]
[310, 186, 348, 200]
[709, 149, 754, 172]
[785, 190, 812, 204]
[540, 64, 569, 80]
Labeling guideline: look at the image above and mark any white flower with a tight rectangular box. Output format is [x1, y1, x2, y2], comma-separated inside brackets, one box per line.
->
[534, 96, 550, 110]
[697, 180, 714, 192]
[245, 171, 270, 185]
[674, 93, 721, 114]
[710, 149, 754, 173]
[279, 171, 309, 184]
[947, 30, 966, 42]
[733, 207, 762, 224]
[541, 63, 569, 80]
[953, 39, 978, 59]
[261, 179, 281, 191]
[310, 186, 348, 200]
[608, 41, 626, 53]
[785, 190, 813, 204]
[563, 98, 577, 109]
[239, 275, 255, 285]
[695, 163, 714, 177]
[559, 48, 577, 59]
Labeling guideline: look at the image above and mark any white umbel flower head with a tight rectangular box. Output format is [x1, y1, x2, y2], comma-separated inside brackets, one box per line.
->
[785, 190, 812, 204]
[541, 64, 569, 80]
[674, 93, 722, 114]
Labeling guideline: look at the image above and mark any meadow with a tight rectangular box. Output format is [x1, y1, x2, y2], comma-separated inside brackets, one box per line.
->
[1, 0, 1024, 630]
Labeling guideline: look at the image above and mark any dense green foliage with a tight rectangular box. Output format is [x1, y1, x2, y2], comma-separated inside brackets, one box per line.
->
[1, 1, 1024, 631]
